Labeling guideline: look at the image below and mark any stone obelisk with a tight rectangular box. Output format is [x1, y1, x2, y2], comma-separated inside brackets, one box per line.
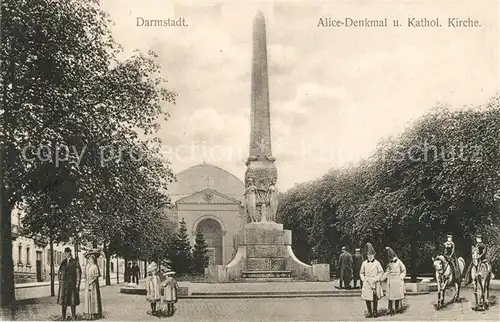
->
[245, 11, 278, 224]
[210, 12, 329, 282]
[250, 10, 271, 159]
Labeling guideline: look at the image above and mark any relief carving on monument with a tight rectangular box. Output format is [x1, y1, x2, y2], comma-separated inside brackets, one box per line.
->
[267, 178, 278, 222]
[244, 177, 258, 222]
[245, 165, 277, 223]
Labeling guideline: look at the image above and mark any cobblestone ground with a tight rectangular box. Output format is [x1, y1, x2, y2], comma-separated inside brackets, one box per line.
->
[9, 285, 499, 321]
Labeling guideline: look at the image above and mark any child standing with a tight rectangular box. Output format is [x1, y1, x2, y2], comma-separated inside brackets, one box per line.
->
[161, 270, 180, 316]
[145, 262, 161, 315]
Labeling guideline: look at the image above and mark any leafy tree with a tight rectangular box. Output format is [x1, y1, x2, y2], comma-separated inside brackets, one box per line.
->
[1, 0, 177, 305]
[483, 223, 500, 276]
[169, 218, 192, 275]
[191, 230, 209, 274]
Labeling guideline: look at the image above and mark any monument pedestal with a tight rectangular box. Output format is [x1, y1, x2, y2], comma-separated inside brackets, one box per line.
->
[207, 223, 330, 282]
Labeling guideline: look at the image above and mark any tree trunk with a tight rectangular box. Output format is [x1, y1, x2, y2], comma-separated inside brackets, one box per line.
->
[74, 240, 79, 259]
[124, 256, 129, 283]
[50, 235, 55, 297]
[410, 233, 418, 282]
[103, 244, 111, 286]
[105, 254, 111, 285]
[144, 261, 147, 278]
[0, 198, 15, 309]
[116, 257, 119, 284]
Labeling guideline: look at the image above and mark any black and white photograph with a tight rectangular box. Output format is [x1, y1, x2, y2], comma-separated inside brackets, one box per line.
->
[0, 0, 499, 321]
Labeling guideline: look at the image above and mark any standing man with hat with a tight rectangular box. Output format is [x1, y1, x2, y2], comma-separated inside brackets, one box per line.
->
[360, 243, 384, 318]
[382, 246, 406, 315]
[353, 248, 364, 289]
[338, 246, 353, 289]
[57, 247, 82, 320]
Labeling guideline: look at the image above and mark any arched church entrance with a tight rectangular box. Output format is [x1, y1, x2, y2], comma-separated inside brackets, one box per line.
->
[196, 218, 223, 265]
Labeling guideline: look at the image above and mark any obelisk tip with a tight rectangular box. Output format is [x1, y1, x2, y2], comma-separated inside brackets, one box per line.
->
[255, 10, 265, 20]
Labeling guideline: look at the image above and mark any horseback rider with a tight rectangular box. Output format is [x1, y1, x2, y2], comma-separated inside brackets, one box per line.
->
[474, 234, 487, 263]
[464, 234, 488, 285]
[443, 234, 460, 282]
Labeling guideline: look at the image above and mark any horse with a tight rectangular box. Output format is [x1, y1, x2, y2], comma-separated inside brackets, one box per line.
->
[471, 246, 493, 310]
[432, 255, 465, 307]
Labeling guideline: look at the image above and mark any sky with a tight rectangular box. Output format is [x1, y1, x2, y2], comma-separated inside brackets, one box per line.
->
[101, 0, 499, 191]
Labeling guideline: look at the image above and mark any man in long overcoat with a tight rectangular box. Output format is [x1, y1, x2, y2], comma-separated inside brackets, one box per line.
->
[338, 246, 353, 289]
[353, 248, 364, 288]
[58, 247, 82, 320]
[132, 262, 140, 285]
[360, 243, 384, 317]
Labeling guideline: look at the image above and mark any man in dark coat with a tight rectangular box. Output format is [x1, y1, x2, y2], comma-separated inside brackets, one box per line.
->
[353, 248, 364, 288]
[132, 262, 140, 285]
[57, 247, 82, 320]
[338, 246, 353, 289]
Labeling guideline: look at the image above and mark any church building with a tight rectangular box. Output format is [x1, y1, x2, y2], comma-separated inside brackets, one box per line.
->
[166, 163, 246, 265]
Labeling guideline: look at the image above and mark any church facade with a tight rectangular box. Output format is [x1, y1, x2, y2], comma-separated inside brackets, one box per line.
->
[166, 163, 246, 265]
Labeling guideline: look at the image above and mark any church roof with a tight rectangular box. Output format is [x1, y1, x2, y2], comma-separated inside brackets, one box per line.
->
[176, 188, 241, 204]
[168, 163, 244, 203]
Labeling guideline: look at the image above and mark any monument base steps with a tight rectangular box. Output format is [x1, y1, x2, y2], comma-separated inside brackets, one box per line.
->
[242, 270, 291, 279]
[213, 224, 330, 282]
[240, 277, 293, 282]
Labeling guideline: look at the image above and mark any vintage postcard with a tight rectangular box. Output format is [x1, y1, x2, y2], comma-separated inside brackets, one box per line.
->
[1, 0, 499, 321]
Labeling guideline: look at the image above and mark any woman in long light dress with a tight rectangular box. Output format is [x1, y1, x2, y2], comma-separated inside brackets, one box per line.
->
[83, 255, 102, 320]
[161, 271, 180, 316]
[146, 262, 161, 315]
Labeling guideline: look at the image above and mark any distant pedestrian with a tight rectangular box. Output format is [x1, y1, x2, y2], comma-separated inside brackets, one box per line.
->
[146, 262, 161, 315]
[360, 243, 384, 318]
[83, 253, 102, 320]
[353, 248, 364, 289]
[338, 246, 353, 289]
[132, 262, 140, 285]
[161, 270, 180, 316]
[382, 247, 406, 315]
[57, 247, 82, 320]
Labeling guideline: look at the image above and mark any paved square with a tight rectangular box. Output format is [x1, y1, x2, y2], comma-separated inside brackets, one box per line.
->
[9, 283, 499, 321]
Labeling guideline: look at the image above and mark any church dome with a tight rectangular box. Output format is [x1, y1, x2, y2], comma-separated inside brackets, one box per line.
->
[168, 163, 245, 202]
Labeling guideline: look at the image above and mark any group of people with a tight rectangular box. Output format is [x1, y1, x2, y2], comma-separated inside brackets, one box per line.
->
[125, 262, 140, 285]
[356, 243, 407, 317]
[337, 244, 407, 317]
[444, 233, 489, 285]
[57, 247, 102, 320]
[55, 247, 180, 320]
[145, 262, 180, 316]
[338, 233, 491, 318]
[338, 247, 365, 289]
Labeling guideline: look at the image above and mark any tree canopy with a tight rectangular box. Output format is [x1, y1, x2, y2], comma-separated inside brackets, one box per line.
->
[277, 97, 500, 279]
